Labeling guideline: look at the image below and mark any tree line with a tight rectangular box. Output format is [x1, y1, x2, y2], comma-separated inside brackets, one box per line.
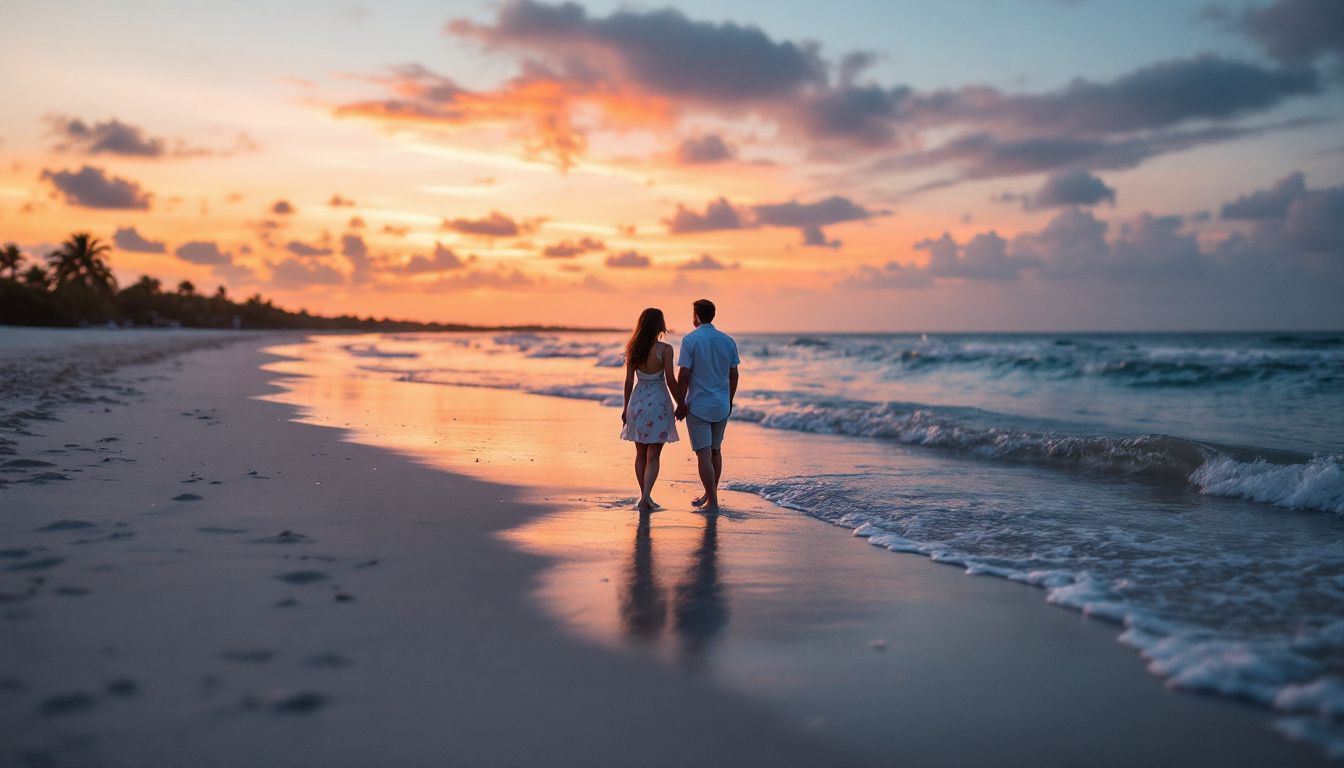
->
[0, 232, 597, 332]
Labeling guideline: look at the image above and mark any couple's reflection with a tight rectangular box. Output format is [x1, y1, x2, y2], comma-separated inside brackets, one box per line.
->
[617, 510, 727, 663]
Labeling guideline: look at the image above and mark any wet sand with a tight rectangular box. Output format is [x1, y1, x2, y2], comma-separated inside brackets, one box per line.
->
[0, 329, 1330, 766]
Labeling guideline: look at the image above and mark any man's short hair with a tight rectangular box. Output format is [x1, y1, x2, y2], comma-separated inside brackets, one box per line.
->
[693, 298, 716, 323]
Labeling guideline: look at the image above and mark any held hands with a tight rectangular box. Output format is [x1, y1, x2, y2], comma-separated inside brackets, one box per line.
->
[674, 403, 688, 421]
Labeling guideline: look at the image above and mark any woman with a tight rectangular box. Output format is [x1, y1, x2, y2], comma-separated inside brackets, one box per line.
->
[620, 308, 682, 512]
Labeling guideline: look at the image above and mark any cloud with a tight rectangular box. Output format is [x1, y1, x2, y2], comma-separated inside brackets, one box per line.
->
[916, 231, 1035, 280]
[348, 216, 367, 229]
[675, 134, 734, 164]
[286, 240, 333, 257]
[48, 116, 163, 157]
[1221, 171, 1344, 253]
[341, 234, 372, 284]
[580, 273, 614, 291]
[269, 258, 345, 288]
[1220, 170, 1306, 219]
[665, 197, 746, 233]
[329, 194, 357, 207]
[449, 2, 827, 105]
[398, 241, 471, 273]
[605, 250, 651, 268]
[676, 253, 738, 270]
[442, 210, 534, 237]
[666, 194, 884, 246]
[272, 200, 295, 215]
[41, 165, 152, 209]
[541, 236, 604, 257]
[1227, 0, 1344, 65]
[1026, 168, 1117, 208]
[45, 115, 259, 159]
[381, 224, 410, 236]
[113, 226, 166, 253]
[175, 241, 232, 266]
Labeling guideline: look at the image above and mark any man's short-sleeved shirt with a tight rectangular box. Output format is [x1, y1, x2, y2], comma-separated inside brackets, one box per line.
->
[678, 322, 739, 422]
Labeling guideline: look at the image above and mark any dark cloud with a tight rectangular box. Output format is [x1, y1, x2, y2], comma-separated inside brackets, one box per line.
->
[269, 258, 345, 288]
[605, 250, 651, 268]
[541, 236, 604, 257]
[676, 253, 738, 270]
[442, 210, 533, 237]
[1233, 0, 1344, 65]
[329, 194, 357, 207]
[113, 226, 166, 253]
[175, 241, 232, 266]
[449, 1, 827, 104]
[41, 165, 152, 209]
[914, 55, 1318, 138]
[675, 134, 734, 164]
[665, 197, 745, 233]
[666, 194, 883, 247]
[286, 240, 333, 257]
[398, 242, 471, 273]
[49, 116, 164, 157]
[46, 115, 258, 159]
[1221, 171, 1306, 219]
[272, 200, 295, 215]
[341, 234, 372, 284]
[1027, 168, 1117, 209]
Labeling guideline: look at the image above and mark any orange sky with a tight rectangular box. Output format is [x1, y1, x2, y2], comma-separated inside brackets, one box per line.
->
[2, 1, 1342, 331]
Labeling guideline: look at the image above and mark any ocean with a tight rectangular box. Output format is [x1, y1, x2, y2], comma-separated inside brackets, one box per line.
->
[321, 329, 1344, 757]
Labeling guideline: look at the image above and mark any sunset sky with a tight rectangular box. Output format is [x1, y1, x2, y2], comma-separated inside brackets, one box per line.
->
[2, 0, 1342, 331]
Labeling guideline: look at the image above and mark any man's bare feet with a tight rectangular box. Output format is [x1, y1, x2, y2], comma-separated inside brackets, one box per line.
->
[636, 498, 653, 513]
[691, 495, 706, 508]
[648, 498, 664, 510]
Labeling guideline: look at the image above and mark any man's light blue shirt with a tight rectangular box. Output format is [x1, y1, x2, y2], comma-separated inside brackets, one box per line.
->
[678, 322, 739, 422]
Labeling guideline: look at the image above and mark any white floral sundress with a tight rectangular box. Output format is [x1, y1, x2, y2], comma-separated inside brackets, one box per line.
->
[620, 353, 680, 445]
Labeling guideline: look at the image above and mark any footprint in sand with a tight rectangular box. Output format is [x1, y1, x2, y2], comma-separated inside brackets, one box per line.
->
[304, 652, 353, 669]
[276, 570, 329, 585]
[199, 526, 249, 535]
[35, 520, 94, 532]
[173, 493, 204, 502]
[254, 530, 310, 545]
[268, 691, 327, 715]
[6, 557, 65, 573]
[105, 678, 138, 697]
[38, 691, 96, 716]
[3, 459, 56, 469]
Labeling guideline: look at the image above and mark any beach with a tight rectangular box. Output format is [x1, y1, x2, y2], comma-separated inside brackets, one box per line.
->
[0, 328, 1335, 766]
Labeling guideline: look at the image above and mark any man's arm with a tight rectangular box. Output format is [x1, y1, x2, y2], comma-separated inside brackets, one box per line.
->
[675, 367, 691, 420]
[728, 366, 739, 412]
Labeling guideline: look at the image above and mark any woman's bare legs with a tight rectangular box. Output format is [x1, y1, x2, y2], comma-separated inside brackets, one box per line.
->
[634, 442, 648, 507]
[638, 443, 663, 512]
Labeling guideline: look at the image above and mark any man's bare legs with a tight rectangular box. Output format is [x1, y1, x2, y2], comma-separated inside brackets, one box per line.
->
[639, 443, 663, 512]
[695, 447, 720, 512]
[691, 449, 722, 508]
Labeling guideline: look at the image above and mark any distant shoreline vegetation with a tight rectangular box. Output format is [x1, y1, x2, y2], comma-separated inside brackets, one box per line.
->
[0, 233, 617, 333]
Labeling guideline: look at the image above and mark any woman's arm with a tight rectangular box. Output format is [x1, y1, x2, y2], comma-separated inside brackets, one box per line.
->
[622, 360, 634, 423]
[662, 343, 682, 407]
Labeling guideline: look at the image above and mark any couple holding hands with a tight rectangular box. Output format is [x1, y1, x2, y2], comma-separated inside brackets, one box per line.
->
[620, 299, 739, 514]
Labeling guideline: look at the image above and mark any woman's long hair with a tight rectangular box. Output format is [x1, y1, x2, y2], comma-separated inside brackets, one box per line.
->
[625, 308, 666, 370]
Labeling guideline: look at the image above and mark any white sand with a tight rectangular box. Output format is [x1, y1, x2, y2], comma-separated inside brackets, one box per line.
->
[0, 332, 847, 767]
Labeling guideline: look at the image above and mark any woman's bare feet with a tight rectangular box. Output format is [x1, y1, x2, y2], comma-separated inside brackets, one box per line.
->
[691, 495, 706, 508]
[636, 497, 653, 513]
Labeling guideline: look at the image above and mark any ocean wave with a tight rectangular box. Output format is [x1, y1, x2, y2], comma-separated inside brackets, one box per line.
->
[1191, 455, 1344, 514]
[728, 474, 1344, 757]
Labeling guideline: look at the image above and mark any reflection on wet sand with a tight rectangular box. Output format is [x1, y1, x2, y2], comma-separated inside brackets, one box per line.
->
[619, 511, 727, 665]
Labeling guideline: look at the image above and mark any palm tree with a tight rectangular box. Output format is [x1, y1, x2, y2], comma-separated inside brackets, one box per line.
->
[0, 242, 22, 280]
[47, 232, 117, 295]
[177, 280, 196, 296]
[22, 264, 49, 289]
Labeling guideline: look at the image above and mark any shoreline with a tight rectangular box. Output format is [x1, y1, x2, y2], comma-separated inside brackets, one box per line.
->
[0, 330, 1333, 766]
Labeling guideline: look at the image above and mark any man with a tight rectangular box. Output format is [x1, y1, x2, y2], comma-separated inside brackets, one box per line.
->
[675, 299, 739, 513]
